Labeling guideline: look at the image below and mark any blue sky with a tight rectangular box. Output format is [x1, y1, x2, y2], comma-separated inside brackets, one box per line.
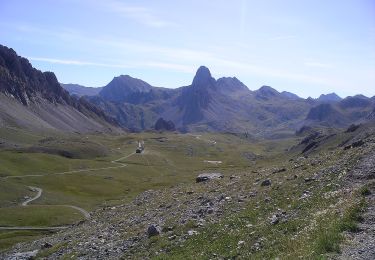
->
[0, 0, 374, 98]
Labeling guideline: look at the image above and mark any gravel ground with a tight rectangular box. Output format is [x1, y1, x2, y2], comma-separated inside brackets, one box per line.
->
[334, 150, 375, 260]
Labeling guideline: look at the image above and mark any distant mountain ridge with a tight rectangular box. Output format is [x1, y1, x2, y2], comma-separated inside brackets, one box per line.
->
[61, 83, 102, 97]
[65, 65, 374, 135]
[305, 95, 374, 127]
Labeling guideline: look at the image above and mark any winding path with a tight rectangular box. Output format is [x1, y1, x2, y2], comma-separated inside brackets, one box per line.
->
[21, 186, 42, 206]
[0, 151, 135, 231]
[0, 226, 69, 231]
[2, 152, 135, 180]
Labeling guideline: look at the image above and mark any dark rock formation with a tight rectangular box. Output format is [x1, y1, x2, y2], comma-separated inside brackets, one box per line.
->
[177, 66, 215, 125]
[0, 45, 71, 105]
[147, 224, 161, 237]
[261, 179, 272, 186]
[346, 124, 361, 133]
[154, 118, 175, 131]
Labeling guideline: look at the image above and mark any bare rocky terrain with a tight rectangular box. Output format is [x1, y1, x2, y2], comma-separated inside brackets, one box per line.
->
[334, 147, 375, 260]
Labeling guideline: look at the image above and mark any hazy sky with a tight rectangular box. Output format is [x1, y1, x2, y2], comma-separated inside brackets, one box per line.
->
[0, 0, 374, 98]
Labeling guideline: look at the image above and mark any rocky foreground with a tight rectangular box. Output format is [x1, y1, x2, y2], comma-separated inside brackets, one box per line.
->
[2, 127, 375, 259]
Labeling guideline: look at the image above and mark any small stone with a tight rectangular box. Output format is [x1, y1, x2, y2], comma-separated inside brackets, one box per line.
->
[270, 215, 279, 225]
[168, 235, 176, 240]
[147, 224, 161, 237]
[238, 240, 245, 246]
[304, 177, 315, 182]
[273, 168, 286, 173]
[261, 179, 272, 186]
[41, 242, 53, 249]
[188, 230, 199, 236]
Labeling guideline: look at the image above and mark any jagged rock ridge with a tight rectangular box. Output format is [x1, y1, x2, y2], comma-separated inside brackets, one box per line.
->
[0, 44, 120, 133]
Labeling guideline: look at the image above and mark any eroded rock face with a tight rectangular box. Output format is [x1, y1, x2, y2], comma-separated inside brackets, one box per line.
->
[196, 173, 223, 183]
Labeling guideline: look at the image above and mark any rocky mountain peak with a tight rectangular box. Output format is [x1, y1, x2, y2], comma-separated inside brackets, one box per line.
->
[192, 66, 215, 88]
[318, 93, 342, 102]
[257, 85, 279, 95]
[99, 75, 152, 103]
[255, 85, 279, 100]
[216, 77, 249, 93]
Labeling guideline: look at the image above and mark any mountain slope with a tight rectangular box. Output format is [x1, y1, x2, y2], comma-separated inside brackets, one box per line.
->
[0, 44, 120, 133]
[304, 95, 374, 128]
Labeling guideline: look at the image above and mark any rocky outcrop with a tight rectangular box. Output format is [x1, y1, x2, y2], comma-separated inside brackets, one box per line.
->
[177, 66, 215, 125]
[0, 45, 71, 105]
[154, 118, 175, 131]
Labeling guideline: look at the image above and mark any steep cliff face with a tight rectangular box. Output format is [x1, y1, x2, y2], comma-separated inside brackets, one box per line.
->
[177, 66, 215, 125]
[0, 46, 71, 105]
[0, 44, 120, 133]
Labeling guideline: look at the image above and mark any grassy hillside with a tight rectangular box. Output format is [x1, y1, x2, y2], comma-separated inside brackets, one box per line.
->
[2, 125, 372, 258]
[0, 128, 296, 251]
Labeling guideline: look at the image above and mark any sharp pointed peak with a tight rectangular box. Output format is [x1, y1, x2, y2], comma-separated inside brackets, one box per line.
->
[192, 66, 215, 87]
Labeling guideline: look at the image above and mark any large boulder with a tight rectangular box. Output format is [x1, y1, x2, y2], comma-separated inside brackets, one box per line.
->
[196, 173, 223, 183]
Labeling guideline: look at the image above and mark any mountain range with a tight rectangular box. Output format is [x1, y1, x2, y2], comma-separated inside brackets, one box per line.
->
[1, 44, 374, 136]
[65, 66, 375, 137]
